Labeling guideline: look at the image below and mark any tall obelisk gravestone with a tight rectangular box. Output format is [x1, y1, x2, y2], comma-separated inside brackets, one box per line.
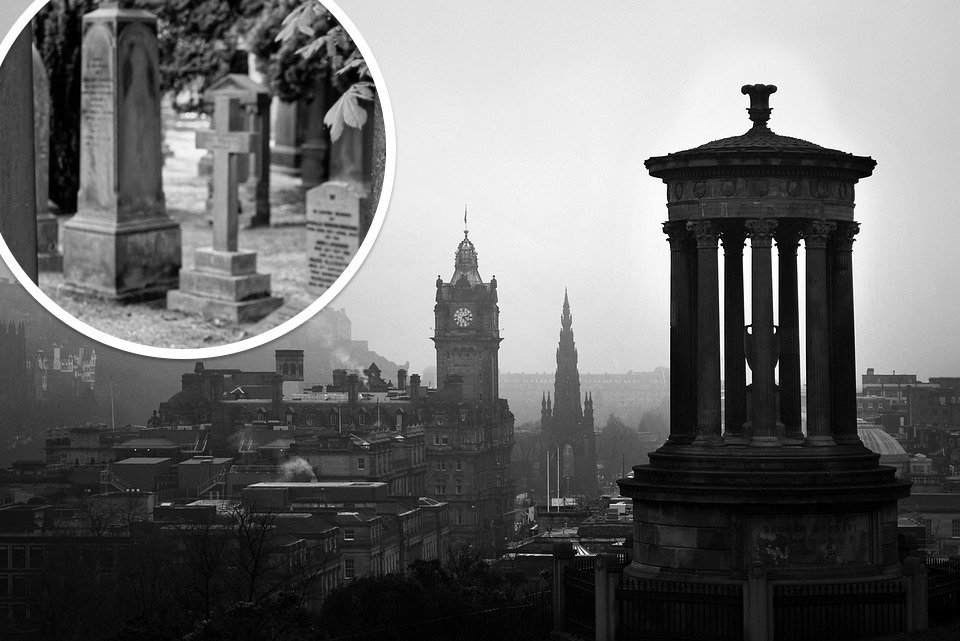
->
[167, 95, 282, 322]
[33, 43, 62, 272]
[61, 1, 180, 300]
[0, 24, 38, 283]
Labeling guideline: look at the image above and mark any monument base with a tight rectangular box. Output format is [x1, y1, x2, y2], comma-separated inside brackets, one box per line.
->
[616, 443, 916, 639]
[166, 289, 283, 323]
[61, 214, 181, 300]
[167, 247, 283, 323]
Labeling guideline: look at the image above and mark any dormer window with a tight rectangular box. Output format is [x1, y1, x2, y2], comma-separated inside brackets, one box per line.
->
[358, 411, 366, 426]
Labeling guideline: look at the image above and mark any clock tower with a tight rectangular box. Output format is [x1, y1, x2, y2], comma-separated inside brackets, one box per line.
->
[432, 229, 500, 408]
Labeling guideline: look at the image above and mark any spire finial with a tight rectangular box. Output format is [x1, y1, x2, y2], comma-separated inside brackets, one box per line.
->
[464, 204, 468, 237]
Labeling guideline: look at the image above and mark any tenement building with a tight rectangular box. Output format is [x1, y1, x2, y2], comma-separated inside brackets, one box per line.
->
[611, 85, 920, 640]
[541, 291, 597, 499]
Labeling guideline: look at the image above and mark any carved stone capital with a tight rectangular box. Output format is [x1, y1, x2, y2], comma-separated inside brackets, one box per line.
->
[831, 221, 860, 250]
[800, 220, 837, 249]
[686, 220, 718, 248]
[663, 221, 690, 250]
[745, 219, 777, 246]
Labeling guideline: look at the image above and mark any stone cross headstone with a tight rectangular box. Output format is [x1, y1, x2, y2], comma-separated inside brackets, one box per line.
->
[200, 74, 271, 228]
[167, 95, 282, 323]
[0, 24, 38, 283]
[32, 42, 62, 272]
[306, 181, 365, 297]
[61, 2, 181, 300]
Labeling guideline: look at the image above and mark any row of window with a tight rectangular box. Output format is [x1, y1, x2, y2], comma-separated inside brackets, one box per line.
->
[434, 461, 464, 472]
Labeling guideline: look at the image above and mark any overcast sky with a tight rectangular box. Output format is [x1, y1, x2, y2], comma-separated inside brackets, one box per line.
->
[3, 1, 960, 383]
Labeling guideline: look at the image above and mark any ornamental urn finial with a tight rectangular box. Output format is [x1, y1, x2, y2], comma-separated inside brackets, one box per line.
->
[741, 84, 778, 130]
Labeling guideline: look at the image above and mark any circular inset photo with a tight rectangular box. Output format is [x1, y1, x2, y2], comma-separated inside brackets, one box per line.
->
[0, 0, 394, 358]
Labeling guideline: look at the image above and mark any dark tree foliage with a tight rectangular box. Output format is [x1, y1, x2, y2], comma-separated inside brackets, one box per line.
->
[137, 0, 266, 107]
[247, 0, 361, 104]
[33, 0, 98, 213]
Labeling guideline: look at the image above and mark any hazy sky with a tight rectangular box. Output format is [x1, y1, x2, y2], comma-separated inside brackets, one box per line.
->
[3, 1, 960, 383]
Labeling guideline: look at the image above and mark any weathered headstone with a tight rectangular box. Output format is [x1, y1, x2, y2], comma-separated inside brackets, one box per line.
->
[306, 181, 365, 297]
[33, 42, 62, 272]
[272, 77, 336, 186]
[167, 95, 283, 322]
[61, 2, 181, 300]
[201, 74, 271, 228]
[0, 24, 38, 283]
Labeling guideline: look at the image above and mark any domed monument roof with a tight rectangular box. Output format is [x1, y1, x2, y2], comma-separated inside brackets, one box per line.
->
[857, 427, 909, 478]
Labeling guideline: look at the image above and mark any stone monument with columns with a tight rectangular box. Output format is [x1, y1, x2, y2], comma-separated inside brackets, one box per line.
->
[616, 85, 922, 640]
[61, 0, 180, 300]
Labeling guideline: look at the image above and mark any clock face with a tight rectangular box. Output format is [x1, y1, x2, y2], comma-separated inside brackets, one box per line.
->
[453, 307, 474, 327]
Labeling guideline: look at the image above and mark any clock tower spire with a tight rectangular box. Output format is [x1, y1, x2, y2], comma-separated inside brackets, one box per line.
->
[433, 228, 501, 407]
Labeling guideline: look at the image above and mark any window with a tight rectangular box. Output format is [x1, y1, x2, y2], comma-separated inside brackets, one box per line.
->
[28, 546, 42, 570]
[456, 510, 462, 525]
[433, 434, 441, 446]
[11, 575, 24, 599]
[329, 410, 338, 427]
[344, 559, 355, 579]
[0, 546, 7, 570]
[456, 461, 462, 472]
[357, 458, 365, 471]
[435, 461, 446, 472]
[11, 546, 24, 570]
[435, 483, 446, 495]
[344, 529, 355, 541]
[358, 412, 366, 426]
[953, 519, 960, 538]
[441, 434, 449, 445]
[456, 482, 462, 495]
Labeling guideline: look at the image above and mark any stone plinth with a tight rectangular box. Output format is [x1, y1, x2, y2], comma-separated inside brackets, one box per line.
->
[167, 248, 282, 323]
[61, 4, 180, 300]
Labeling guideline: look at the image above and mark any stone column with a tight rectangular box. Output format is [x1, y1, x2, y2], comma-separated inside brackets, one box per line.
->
[746, 219, 780, 446]
[802, 220, 836, 445]
[552, 541, 575, 635]
[829, 221, 861, 446]
[665, 222, 697, 445]
[688, 220, 722, 444]
[594, 554, 621, 641]
[722, 222, 747, 443]
[777, 225, 802, 441]
[0, 24, 39, 283]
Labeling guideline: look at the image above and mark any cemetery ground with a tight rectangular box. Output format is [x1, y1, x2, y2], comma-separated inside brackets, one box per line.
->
[37, 116, 312, 349]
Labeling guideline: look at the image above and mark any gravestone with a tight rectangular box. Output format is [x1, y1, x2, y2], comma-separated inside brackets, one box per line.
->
[201, 74, 271, 228]
[0, 24, 38, 283]
[61, 1, 181, 300]
[33, 42, 62, 272]
[306, 181, 365, 297]
[167, 95, 283, 322]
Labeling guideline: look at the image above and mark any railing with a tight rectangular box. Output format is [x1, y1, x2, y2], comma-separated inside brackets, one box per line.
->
[197, 471, 226, 498]
[325, 591, 553, 641]
[564, 564, 596, 639]
[926, 557, 960, 623]
[772, 580, 905, 641]
[99, 469, 134, 492]
[617, 577, 743, 641]
[229, 465, 282, 475]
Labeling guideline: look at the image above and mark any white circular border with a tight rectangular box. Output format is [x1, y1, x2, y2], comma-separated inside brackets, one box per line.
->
[0, 0, 395, 360]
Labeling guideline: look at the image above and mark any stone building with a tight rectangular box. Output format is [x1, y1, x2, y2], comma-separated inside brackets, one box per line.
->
[426, 229, 515, 553]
